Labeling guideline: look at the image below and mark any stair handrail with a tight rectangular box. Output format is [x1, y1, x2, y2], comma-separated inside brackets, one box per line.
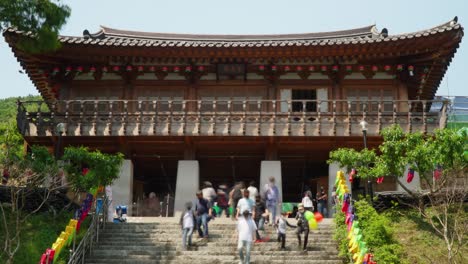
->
[67, 195, 110, 264]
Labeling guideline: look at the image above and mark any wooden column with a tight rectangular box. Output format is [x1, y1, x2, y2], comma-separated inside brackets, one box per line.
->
[184, 136, 196, 160]
[265, 138, 278, 160]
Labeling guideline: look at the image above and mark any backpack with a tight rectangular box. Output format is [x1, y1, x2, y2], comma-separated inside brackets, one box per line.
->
[232, 188, 242, 202]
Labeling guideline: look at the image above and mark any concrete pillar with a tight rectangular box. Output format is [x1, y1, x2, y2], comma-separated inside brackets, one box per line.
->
[111, 159, 133, 216]
[174, 160, 199, 215]
[260, 161, 282, 222]
[396, 166, 421, 192]
[328, 162, 350, 217]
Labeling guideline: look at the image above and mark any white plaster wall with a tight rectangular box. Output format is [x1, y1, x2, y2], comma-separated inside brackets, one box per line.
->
[111, 159, 133, 216]
[174, 160, 199, 216]
[260, 161, 282, 221]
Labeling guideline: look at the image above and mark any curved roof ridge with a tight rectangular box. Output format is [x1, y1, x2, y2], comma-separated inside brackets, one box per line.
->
[97, 25, 376, 41]
[386, 17, 462, 38]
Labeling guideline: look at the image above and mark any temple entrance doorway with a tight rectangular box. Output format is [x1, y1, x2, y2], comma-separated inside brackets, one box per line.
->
[280, 157, 328, 204]
[132, 156, 179, 216]
[198, 155, 262, 192]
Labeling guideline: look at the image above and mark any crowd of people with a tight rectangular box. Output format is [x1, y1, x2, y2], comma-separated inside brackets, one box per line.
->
[179, 177, 331, 264]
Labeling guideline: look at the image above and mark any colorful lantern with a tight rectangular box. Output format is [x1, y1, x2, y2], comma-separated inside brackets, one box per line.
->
[371, 65, 378, 72]
[408, 65, 414, 71]
[384, 65, 391, 71]
[185, 66, 192, 73]
[137, 65, 144, 72]
[65, 66, 72, 73]
[112, 66, 120, 72]
[332, 65, 339, 72]
[161, 66, 168, 72]
[358, 65, 365, 71]
[89, 66, 96, 74]
[321, 65, 327, 72]
[308, 65, 315, 72]
[173, 66, 180, 73]
[345, 65, 353, 72]
[259, 65, 265, 71]
[197, 65, 205, 72]
[271, 65, 277, 71]
[376, 177, 384, 184]
[102, 66, 108, 73]
[349, 168, 356, 183]
[76, 66, 83, 73]
[125, 65, 133, 72]
[52, 67, 60, 75]
[284, 65, 290, 72]
[407, 169, 415, 183]
[149, 66, 156, 72]
[296, 66, 303, 71]
[397, 64, 404, 71]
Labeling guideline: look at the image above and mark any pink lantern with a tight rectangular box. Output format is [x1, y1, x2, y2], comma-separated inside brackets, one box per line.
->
[149, 66, 156, 72]
[271, 65, 277, 71]
[185, 66, 192, 72]
[332, 65, 339, 72]
[308, 65, 315, 72]
[371, 65, 378, 72]
[284, 65, 291, 72]
[161, 66, 168, 72]
[137, 65, 144, 72]
[173, 66, 180, 73]
[384, 65, 391, 71]
[126, 65, 133, 72]
[259, 65, 265, 71]
[76, 66, 83, 73]
[345, 65, 353, 72]
[197, 65, 205, 72]
[89, 66, 96, 73]
[296, 66, 303, 71]
[112, 66, 120, 72]
[320, 65, 327, 72]
[397, 64, 404, 71]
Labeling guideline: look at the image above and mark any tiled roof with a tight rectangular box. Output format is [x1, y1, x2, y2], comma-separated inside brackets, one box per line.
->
[40, 18, 461, 48]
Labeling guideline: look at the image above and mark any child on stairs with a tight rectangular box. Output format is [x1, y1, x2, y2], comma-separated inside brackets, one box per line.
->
[275, 211, 296, 249]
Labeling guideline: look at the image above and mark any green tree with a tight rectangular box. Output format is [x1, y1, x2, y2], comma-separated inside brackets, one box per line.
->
[328, 125, 467, 198]
[0, 0, 71, 52]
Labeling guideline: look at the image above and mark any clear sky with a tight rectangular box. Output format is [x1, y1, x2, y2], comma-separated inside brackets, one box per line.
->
[0, 0, 466, 99]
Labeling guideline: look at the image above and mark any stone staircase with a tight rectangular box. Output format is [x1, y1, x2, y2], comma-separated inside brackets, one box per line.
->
[86, 217, 342, 264]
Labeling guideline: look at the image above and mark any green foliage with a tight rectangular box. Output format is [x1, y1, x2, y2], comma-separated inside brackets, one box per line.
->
[328, 125, 467, 194]
[353, 200, 403, 263]
[328, 147, 377, 178]
[333, 210, 352, 259]
[333, 200, 404, 263]
[0, 0, 71, 53]
[62, 146, 123, 192]
[0, 208, 91, 264]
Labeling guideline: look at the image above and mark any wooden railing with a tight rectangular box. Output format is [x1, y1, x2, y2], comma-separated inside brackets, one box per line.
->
[16, 99, 449, 137]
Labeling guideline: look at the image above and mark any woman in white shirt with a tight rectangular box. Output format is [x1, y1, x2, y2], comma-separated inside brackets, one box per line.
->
[301, 191, 314, 212]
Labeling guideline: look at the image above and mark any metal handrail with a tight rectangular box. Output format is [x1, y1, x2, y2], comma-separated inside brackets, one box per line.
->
[67, 195, 109, 264]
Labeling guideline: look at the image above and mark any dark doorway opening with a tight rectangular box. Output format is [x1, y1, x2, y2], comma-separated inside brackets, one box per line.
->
[199, 156, 262, 191]
[281, 158, 328, 203]
[133, 157, 179, 216]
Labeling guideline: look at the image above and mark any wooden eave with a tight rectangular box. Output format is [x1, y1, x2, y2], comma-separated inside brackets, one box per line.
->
[3, 18, 463, 101]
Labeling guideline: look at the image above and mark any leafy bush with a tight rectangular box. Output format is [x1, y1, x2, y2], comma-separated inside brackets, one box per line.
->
[62, 146, 123, 192]
[333, 200, 404, 264]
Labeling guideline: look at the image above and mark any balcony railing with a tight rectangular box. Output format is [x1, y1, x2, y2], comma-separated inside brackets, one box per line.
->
[17, 99, 449, 137]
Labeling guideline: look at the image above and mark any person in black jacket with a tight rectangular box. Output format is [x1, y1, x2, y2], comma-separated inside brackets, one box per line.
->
[295, 203, 309, 251]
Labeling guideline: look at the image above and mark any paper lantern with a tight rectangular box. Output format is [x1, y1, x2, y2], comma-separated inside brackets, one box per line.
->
[346, 65, 353, 72]
[332, 65, 339, 72]
[407, 169, 415, 183]
[185, 66, 192, 72]
[284, 65, 290, 72]
[126, 65, 133, 72]
[137, 65, 144, 72]
[371, 65, 378, 72]
[271, 65, 277, 71]
[308, 65, 315, 72]
[149, 66, 156, 72]
[296, 66, 303, 71]
[397, 64, 404, 71]
[320, 65, 327, 72]
[258, 65, 265, 71]
[173, 66, 180, 73]
[358, 65, 365, 71]
[112, 66, 120, 72]
[198, 65, 205, 72]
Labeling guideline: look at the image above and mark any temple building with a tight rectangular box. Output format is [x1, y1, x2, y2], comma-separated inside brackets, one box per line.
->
[4, 17, 463, 215]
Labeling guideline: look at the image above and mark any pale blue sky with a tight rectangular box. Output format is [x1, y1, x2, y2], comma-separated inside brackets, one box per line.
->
[0, 0, 466, 99]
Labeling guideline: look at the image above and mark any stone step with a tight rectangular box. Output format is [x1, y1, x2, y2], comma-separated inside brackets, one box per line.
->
[89, 249, 340, 257]
[92, 244, 338, 253]
[96, 240, 337, 246]
[86, 259, 343, 264]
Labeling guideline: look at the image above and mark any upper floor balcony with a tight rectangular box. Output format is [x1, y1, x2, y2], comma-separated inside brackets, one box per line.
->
[17, 99, 449, 137]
